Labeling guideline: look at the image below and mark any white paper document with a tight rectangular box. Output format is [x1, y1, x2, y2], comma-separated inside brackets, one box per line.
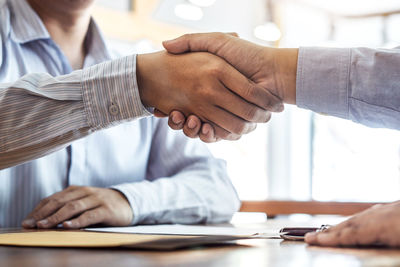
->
[85, 224, 278, 237]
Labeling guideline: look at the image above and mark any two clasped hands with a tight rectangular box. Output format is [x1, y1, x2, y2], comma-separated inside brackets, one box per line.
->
[137, 32, 297, 142]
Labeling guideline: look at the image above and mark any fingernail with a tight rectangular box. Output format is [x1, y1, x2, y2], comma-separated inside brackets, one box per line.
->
[187, 118, 197, 129]
[172, 115, 183, 125]
[202, 126, 210, 135]
[163, 38, 177, 44]
[37, 219, 48, 226]
[22, 218, 36, 228]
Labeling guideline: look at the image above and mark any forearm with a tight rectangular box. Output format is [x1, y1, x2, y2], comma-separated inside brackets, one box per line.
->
[296, 47, 400, 130]
[112, 160, 240, 225]
[0, 55, 151, 169]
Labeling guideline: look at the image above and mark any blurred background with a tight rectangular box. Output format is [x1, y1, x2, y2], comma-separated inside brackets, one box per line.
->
[93, 0, 400, 204]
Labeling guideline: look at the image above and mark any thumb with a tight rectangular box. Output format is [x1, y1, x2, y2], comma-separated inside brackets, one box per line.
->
[163, 32, 236, 54]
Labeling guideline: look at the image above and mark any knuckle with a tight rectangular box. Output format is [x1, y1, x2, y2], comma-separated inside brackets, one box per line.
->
[31, 213, 43, 221]
[208, 66, 222, 77]
[48, 214, 61, 224]
[199, 86, 215, 100]
[215, 32, 227, 41]
[49, 198, 62, 207]
[66, 201, 82, 212]
[244, 83, 257, 100]
[39, 197, 49, 206]
[207, 61, 225, 76]
[86, 211, 98, 221]
[82, 186, 94, 194]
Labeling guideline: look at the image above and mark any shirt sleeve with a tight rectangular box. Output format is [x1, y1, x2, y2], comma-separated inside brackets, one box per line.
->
[0, 55, 151, 170]
[111, 118, 241, 225]
[296, 47, 400, 130]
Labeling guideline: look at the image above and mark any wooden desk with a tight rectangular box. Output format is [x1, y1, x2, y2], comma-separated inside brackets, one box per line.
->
[2, 217, 400, 267]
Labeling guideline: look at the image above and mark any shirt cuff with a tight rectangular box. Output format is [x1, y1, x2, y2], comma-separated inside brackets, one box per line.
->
[296, 47, 352, 119]
[111, 181, 153, 225]
[81, 54, 152, 130]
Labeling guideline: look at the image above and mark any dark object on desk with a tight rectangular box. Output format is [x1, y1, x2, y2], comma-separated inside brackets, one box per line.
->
[279, 225, 331, 241]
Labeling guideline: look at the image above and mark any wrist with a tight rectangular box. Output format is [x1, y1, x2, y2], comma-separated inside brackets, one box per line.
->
[136, 53, 155, 108]
[268, 48, 298, 105]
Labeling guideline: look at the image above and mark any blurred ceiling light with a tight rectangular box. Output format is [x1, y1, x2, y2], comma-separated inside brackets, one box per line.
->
[253, 22, 281, 42]
[188, 0, 217, 7]
[174, 3, 204, 21]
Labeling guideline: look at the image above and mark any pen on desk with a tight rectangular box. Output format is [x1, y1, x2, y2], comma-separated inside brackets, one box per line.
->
[279, 225, 331, 241]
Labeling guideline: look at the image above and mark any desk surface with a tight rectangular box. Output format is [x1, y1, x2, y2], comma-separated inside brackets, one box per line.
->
[2, 217, 400, 267]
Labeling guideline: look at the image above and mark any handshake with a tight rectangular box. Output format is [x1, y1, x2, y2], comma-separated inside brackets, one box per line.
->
[137, 32, 299, 142]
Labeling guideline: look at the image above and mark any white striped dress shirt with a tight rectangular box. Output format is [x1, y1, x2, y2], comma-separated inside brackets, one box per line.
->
[0, 0, 240, 227]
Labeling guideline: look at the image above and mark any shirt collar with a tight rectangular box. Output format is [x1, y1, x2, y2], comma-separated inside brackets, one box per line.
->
[9, 0, 50, 43]
[83, 20, 112, 67]
[8, 0, 112, 66]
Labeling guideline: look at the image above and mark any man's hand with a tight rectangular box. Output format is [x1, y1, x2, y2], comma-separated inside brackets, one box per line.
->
[305, 201, 400, 247]
[21, 186, 133, 229]
[137, 50, 283, 141]
[160, 32, 298, 142]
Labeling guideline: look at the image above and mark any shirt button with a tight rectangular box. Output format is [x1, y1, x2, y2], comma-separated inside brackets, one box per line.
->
[109, 103, 120, 116]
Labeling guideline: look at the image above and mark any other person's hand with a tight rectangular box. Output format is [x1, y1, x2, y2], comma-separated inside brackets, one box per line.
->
[137, 50, 283, 141]
[305, 201, 400, 247]
[21, 186, 133, 229]
[160, 33, 298, 142]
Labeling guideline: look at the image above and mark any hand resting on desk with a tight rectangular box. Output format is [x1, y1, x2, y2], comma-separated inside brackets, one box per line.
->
[21, 186, 133, 229]
[305, 201, 400, 247]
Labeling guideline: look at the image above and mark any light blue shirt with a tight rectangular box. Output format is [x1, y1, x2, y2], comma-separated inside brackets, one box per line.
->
[0, 0, 240, 228]
[297, 47, 400, 130]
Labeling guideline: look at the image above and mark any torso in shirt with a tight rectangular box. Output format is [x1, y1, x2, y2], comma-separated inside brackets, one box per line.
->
[0, 0, 156, 227]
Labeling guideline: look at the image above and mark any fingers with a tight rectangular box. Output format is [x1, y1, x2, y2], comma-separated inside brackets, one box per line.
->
[197, 123, 241, 143]
[218, 64, 283, 112]
[35, 196, 100, 229]
[199, 123, 217, 143]
[182, 115, 202, 138]
[206, 105, 256, 136]
[168, 113, 256, 142]
[63, 208, 105, 229]
[22, 186, 88, 228]
[168, 111, 186, 130]
[163, 32, 233, 55]
[305, 217, 379, 247]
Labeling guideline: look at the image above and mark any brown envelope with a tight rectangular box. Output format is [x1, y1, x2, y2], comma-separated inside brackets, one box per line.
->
[0, 230, 251, 250]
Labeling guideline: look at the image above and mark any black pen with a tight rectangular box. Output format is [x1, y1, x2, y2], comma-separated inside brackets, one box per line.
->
[279, 225, 331, 241]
